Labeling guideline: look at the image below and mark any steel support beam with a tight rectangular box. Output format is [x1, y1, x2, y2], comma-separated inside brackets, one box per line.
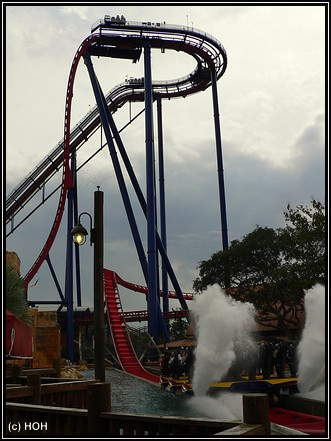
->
[45, 254, 65, 303]
[157, 97, 169, 314]
[97, 90, 172, 342]
[144, 44, 159, 343]
[84, 56, 169, 343]
[98, 90, 187, 312]
[84, 54, 149, 282]
[211, 68, 229, 251]
[84, 55, 171, 343]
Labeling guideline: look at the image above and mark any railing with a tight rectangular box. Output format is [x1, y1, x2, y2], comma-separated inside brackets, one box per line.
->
[6, 381, 277, 437]
[6, 403, 88, 437]
[6, 374, 97, 409]
[122, 308, 189, 322]
[5, 401, 261, 438]
[99, 412, 239, 437]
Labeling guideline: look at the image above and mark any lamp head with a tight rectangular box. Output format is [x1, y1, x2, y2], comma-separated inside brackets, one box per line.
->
[71, 222, 88, 245]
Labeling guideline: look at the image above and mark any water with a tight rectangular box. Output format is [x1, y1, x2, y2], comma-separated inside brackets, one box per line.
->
[82, 368, 208, 418]
[296, 284, 325, 401]
[83, 368, 243, 421]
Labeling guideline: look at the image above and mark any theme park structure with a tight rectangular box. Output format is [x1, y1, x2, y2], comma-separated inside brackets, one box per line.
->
[6, 17, 228, 367]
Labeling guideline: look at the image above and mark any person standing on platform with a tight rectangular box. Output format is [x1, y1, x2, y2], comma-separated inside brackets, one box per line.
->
[160, 351, 171, 376]
[259, 341, 273, 379]
[286, 342, 298, 377]
[169, 350, 181, 379]
[273, 340, 286, 378]
[185, 348, 194, 381]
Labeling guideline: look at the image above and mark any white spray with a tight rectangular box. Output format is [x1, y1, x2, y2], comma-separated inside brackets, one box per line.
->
[189, 393, 243, 420]
[191, 285, 256, 397]
[296, 284, 325, 400]
[187, 283, 325, 420]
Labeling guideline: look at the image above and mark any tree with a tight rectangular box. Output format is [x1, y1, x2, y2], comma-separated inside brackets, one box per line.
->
[283, 199, 325, 286]
[193, 199, 325, 338]
[6, 264, 32, 324]
[169, 316, 189, 340]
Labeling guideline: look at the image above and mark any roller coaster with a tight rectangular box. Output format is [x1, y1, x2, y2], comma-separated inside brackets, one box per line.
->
[6, 16, 229, 366]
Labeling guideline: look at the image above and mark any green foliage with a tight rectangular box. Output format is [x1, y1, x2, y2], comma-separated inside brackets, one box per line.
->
[169, 317, 189, 340]
[283, 199, 325, 286]
[6, 264, 32, 324]
[193, 199, 325, 336]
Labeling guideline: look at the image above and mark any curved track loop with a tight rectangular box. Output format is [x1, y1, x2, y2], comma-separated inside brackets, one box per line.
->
[20, 21, 227, 287]
[6, 23, 226, 222]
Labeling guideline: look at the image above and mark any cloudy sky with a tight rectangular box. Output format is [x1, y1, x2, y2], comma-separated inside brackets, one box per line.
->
[5, 4, 326, 314]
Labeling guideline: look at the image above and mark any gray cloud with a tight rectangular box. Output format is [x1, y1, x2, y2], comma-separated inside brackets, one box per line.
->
[5, 5, 326, 315]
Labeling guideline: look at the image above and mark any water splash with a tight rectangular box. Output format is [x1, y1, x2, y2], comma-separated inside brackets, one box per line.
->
[296, 284, 325, 400]
[189, 393, 242, 420]
[188, 282, 326, 419]
[190, 285, 256, 397]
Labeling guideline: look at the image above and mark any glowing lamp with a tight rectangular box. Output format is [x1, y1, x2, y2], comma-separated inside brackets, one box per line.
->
[71, 222, 88, 245]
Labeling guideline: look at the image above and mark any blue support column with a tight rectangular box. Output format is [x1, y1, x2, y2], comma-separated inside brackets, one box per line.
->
[83, 55, 149, 281]
[98, 91, 187, 312]
[144, 44, 159, 344]
[84, 54, 170, 343]
[157, 97, 169, 314]
[98, 91, 172, 343]
[211, 68, 229, 251]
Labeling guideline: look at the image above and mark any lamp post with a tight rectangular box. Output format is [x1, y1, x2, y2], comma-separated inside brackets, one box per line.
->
[71, 188, 105, 382]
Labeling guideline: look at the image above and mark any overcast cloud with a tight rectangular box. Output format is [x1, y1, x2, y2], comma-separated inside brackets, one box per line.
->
[5, 4, 326, 314]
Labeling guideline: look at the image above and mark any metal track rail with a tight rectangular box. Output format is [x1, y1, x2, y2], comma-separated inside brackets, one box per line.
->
[6, 19, 227, 286]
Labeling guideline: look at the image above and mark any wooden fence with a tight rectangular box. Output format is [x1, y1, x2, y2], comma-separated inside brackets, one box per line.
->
[6, 376, 272, 437]
[6, 374, 97, 409]
[6, 401, 265, 437]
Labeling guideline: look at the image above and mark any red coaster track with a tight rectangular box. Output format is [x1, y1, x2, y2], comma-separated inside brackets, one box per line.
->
[104, 268, 160, 383]
[114, 272, 194, 301]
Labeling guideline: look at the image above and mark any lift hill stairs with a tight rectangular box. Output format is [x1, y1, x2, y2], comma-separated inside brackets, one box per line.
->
[103, 268, 159, 383]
